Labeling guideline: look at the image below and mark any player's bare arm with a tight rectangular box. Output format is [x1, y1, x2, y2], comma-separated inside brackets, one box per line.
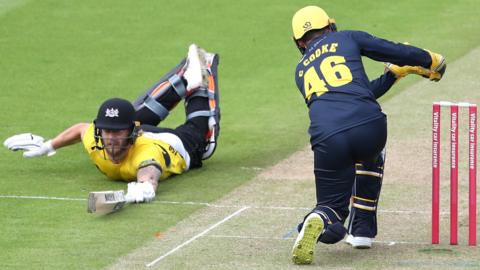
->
[137, 165, 162, 190]
[87, 165, 161, 214]
[121, 164, 161, 203]
[51, 123, 90, 149]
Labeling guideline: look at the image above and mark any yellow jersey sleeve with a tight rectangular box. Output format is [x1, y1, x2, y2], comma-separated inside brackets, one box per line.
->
[81, 124, 187, 181]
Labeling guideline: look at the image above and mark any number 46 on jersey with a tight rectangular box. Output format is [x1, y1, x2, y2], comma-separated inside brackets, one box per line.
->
[299, 55, 353, 101]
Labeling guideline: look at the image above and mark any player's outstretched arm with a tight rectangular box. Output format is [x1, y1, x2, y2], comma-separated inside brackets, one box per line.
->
[353, 31, 446, 81]
[87, 165, 160, 213]
[125, 165, 161, 203]
[51, 123, 90, 149]
[4, 123, 90, 158]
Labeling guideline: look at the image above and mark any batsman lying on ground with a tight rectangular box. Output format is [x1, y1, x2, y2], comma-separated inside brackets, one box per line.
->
[4, 44, 220, 213]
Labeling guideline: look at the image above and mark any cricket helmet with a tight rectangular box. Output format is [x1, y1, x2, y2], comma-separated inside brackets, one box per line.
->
[292, 6, 336, 41]
[94, 98, 136, 130]
[93, 98, 139, 151]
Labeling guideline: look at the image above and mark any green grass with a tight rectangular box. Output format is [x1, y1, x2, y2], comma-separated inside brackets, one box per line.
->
[0, 0, 479, 269]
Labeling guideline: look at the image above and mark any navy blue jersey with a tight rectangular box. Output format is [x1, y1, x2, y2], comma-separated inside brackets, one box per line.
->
[370, 72, 396, 99]
[295, 30, 431, 145]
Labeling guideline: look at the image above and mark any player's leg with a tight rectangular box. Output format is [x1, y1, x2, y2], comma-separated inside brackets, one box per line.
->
[345, 117, 387, 248]
[133, 44, 213, 126]
[292, 133, 355, 265]
[133, 59, 187, 126]
[292, 117, 386, 265]
[176, 50, 220, 166]
[185, 47, 220, 160]
[346, 149, 385, 249]
[139, 93, 208, 169]
[147, 46, 219, 169]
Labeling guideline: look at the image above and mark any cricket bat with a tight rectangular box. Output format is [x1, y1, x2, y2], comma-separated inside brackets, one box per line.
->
[87, 190, 128, 214]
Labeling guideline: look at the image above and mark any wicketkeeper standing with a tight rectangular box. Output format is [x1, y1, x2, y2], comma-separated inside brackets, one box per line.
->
[289, 6, 446, 264]
[4, 44, 220, 204]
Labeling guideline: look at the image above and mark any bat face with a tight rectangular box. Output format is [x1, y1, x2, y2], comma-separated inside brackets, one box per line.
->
[87, 190, 126, 214]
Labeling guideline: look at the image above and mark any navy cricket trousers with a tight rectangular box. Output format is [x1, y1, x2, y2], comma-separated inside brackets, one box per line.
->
[312, 116, 387, 220]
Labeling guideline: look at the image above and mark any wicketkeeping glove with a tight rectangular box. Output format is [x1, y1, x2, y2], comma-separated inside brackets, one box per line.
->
[3, 133, 56, 157]
[385, 62, 444, 82]
[427, 50, 447, 81]
[384, 46, 446, 82]
[385, 63, 426, 78]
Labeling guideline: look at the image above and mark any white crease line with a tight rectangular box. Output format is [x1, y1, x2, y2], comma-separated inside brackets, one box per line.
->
[0, 195, 450, 215]
[156, 201, 445, 215]
[380, 209, 437, 214]
[240, 166, 264, 171]
[0, 195, 86, 201]
[155, 200, 311, 210]
[208, 234, 290, 240]
[154, 200, 224, 207]
[206, 234, 428, 246]
[145, 206, 250, 268]
[374, 240, 428, 246]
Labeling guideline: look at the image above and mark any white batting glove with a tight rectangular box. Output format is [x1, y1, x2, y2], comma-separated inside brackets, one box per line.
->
[3, 133, 56, 157]
[125, 182, 155, 203]
[138, 182, 155, 202]
[125, 182, 141, 203]
[24, 140, 56, 158]
[4, 133, 44, 150]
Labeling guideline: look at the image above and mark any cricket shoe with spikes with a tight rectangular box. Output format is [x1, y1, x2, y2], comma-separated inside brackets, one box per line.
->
[345, 234, 373, 249]
[292, 213, 324, 265]
[184, 44, 209, 91]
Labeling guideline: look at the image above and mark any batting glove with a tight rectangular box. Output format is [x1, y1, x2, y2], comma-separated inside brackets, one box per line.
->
[138, 182, 156, 202]
[3, 133, 56, 157]
[24, 140, 56, 158]
[125, 182, 155, 203]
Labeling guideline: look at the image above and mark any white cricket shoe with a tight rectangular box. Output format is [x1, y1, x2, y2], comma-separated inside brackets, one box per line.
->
[291, 213, 324, 265]
[345, 234, 373, 249]
[184, 44, 208, 91]
[198, 47, 216, 68]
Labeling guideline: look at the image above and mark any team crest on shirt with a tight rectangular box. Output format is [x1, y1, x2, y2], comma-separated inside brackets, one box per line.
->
[105, 108, 119, 118]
